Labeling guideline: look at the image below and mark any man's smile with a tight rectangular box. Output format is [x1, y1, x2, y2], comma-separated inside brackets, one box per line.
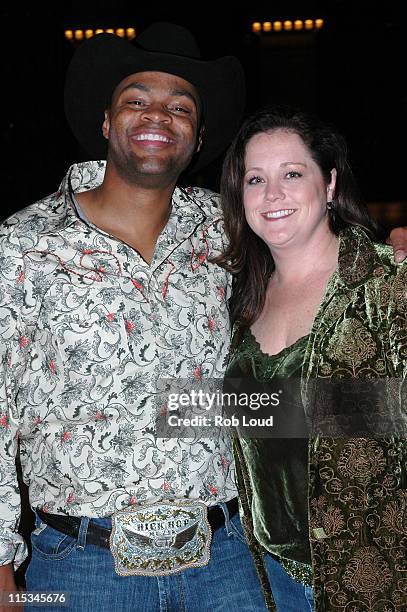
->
[132, 133, 173, 143]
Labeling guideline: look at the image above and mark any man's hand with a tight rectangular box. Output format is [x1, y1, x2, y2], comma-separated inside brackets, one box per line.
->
[0, 564, 22, 612]
[387, 227, 407, 262]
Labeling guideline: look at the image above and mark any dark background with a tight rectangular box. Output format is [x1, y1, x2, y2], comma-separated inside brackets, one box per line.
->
[3, 0, 407, 230]
[3, 0, 407, 584]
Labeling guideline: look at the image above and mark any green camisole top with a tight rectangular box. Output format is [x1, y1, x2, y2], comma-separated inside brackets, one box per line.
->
[226, 326, 312, 572]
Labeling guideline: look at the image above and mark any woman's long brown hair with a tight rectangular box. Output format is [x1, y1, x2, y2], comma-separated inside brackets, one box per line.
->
[213, 105, 378, 325]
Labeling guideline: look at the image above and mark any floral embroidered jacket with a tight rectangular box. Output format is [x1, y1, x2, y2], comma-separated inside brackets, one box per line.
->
[234, 227, 407, 611]
[0, 161, 236, 569]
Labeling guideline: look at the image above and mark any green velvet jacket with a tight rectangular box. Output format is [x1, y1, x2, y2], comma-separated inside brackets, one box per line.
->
[233, 227, 407, 611]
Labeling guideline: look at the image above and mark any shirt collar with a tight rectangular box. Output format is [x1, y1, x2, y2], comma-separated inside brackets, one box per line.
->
[51, 160, 206, 232]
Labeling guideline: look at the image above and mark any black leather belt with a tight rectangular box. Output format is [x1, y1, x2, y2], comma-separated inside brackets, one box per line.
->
[36, 498, 238, 549]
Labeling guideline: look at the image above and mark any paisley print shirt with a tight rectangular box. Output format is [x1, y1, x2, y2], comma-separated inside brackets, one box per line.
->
[234, 228, 407, 611]
[0, 161, 235, 568]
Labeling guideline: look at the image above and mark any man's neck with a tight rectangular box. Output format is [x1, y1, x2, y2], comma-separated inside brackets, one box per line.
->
[76, 166, 177, 264]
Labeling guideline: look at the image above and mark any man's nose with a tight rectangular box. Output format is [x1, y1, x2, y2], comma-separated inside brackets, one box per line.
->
[141, 104, 171, 123]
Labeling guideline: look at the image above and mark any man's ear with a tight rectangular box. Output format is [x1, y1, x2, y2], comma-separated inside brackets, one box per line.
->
[196, 126, 205, 153]
[102, 110, 110, 141]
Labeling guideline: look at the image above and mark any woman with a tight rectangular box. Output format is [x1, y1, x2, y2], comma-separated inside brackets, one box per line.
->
[217, 106, 407, 611]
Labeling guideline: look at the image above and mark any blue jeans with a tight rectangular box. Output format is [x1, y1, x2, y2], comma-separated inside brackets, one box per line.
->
[25, 503, 267, 611]
[264, 553, 314, 612]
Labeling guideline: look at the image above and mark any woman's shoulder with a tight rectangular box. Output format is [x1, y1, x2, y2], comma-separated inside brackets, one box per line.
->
[371, 240, 407, 287]
[339, 226, 407, 285]
[367, 239, 407, 317]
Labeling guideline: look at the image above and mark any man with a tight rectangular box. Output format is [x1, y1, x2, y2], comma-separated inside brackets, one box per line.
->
[0, 22, 270, 612]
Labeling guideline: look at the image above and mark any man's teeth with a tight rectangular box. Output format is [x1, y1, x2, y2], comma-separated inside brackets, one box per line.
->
[263, 209, 295, 219]
[134, 134, 171, 142]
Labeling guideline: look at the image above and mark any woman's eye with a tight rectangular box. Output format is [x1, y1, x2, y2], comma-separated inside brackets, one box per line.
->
[286, 171, 302, 179]
[247, 176, 263, 185]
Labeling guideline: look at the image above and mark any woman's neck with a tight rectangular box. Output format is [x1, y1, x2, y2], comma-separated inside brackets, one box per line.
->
[270, 229, 339, 285]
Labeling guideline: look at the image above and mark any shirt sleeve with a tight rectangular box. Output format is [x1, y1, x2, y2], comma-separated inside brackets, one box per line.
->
[387, 262, 407, 436]
[0, 228, 29, 568]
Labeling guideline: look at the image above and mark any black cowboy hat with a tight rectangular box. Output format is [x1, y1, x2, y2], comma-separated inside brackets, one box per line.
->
[64, 22, 246, 173]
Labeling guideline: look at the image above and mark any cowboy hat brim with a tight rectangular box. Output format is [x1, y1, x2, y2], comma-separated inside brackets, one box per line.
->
[64, 33, 245, 173]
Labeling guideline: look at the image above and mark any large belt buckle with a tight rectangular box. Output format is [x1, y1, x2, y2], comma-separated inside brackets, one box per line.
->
[110, 499, 212, 576]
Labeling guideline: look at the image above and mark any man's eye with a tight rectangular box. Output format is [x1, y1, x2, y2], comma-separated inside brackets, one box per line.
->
[172, 106, 190, 114]
[127, 100, 144, 106]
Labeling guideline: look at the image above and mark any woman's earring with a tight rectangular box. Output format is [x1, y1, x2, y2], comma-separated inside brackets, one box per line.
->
[326, 187, 335, 210]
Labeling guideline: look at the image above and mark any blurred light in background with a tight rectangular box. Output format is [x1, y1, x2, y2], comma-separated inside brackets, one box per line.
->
[65, 27, 136, 42]
[252, 18, 324, 34]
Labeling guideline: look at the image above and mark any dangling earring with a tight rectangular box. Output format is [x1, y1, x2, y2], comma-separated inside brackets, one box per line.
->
[326, 198, 337, 230]
[326, 187, 335, 211]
